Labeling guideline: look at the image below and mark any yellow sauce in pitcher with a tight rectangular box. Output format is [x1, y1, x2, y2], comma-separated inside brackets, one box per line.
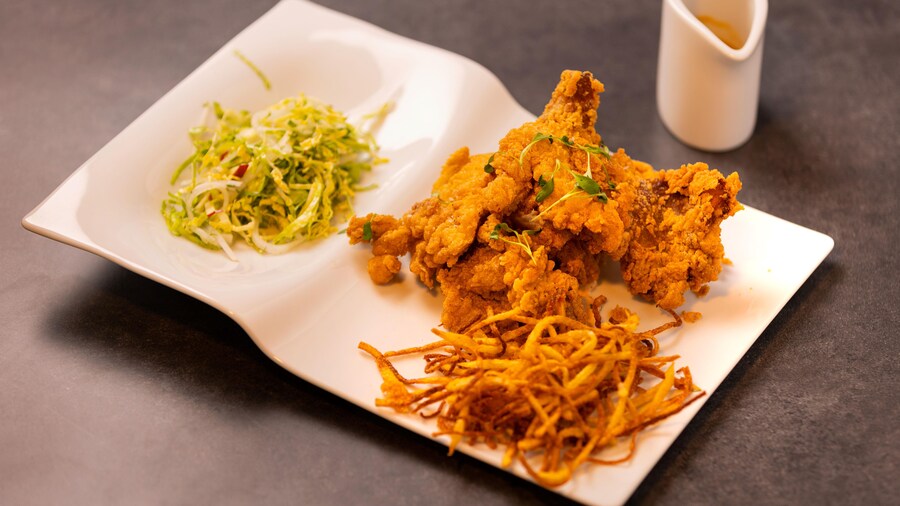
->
[696, 15, 744, 49]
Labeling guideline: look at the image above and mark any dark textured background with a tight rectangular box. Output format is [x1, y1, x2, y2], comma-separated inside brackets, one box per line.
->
[2, 0, 898, 504]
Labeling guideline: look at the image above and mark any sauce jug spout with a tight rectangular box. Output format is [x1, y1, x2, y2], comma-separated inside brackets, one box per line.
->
[684, 0, 767, 59]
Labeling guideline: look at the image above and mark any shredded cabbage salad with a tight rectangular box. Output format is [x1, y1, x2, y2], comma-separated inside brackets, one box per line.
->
[162, 95, 385, 260]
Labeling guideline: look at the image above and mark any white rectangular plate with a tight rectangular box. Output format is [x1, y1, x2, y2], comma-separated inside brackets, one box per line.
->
[22, 1, 834, 505]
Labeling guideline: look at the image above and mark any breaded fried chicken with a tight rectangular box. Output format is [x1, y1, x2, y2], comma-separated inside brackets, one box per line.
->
[348, 70, 741, 331]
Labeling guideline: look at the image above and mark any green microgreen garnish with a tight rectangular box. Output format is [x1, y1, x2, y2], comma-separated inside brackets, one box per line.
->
[519, 133, 554, 165]
[536, 167, 611, 218]
[489, 223, 540, 264]
[233, 50, 272, 91]
[488, 222, 510, 240]
[520, 132, 617, 215]
[572, 173, 601, 196]
[535, 158, 562, 203]
[484, 153, 496, 174]
[362, 221, 373, 241]
[536, 174, 554, 203]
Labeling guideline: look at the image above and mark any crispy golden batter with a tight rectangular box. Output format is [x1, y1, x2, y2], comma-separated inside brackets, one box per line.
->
[367, 255, 402, 285]
[620, 163, 742, 308]
[349, 70, 741, 330]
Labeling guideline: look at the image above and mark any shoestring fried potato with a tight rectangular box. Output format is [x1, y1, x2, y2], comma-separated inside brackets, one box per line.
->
[358, 306, 705, 487]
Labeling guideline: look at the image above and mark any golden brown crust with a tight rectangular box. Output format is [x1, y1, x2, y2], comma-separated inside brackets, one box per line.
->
[619, 164, 742, 308]
[347, 70, 742, 328]
[367, 255, 402, 285]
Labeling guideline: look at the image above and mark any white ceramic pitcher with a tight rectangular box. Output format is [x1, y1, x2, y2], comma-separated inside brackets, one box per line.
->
[657, 0, 768, 151]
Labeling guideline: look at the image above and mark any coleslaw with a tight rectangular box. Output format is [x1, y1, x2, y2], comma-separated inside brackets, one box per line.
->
[162, 95, 386, 260]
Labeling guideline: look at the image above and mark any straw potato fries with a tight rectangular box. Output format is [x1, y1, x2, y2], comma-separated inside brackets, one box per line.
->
[359, 306, 705, 487]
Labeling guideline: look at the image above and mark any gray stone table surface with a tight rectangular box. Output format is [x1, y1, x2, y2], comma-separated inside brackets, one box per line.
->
[2, 0, 898, 504]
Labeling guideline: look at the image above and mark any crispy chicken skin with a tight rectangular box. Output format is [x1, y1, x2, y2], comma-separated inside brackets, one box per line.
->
[348, 70, 741, 330]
